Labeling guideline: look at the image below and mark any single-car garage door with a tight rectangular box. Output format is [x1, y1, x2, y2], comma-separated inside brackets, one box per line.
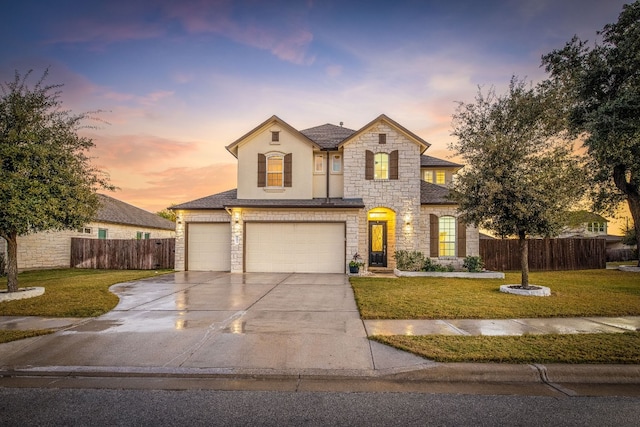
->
[245, 223, 345, 273]
[187, 223, 231, 271]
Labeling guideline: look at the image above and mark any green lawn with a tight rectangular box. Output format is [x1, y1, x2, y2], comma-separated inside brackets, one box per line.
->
[352, 269, 640, 363]
[1, 269, 169, 317]
[351, 270, 640, 319]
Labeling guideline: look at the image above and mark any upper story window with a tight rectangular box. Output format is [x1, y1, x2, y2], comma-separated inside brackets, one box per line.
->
[267, 155, 284, 187]
[378, 133, 386, 144]
[374, 153, 389, 180]
[366, 150, 398, 180]
[422, 170, 434, 183]
[314, 154, 324, 174]
[331, 154, 342, 173]
[436, 171, 446, 184]
[587, 222, 606, 233]
[438, 216, 456, 257]
[271, 131, 280, 143]
[422, 169, 447, 185]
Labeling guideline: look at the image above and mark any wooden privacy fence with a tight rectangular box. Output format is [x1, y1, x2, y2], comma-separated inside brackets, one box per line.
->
[71, 238, 175, 270]
[480, 238, 606, 271]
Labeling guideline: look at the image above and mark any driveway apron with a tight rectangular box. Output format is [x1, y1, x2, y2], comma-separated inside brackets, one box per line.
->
[0, 272, 427, 374]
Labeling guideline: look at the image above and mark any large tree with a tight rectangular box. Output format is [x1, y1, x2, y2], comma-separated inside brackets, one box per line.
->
[542, 1, 640, 266]
[0, 70, 112, 292]
[450, 78, 585, 288]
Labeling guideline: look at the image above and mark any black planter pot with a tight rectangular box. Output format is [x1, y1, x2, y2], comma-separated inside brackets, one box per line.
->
[349, 265, 359, 274]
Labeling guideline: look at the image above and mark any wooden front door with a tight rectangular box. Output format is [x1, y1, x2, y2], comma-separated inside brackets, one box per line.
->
[369, 221, 387, 267]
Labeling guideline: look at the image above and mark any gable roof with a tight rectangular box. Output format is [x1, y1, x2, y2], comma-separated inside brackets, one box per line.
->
[420, 181, 453, 205]
[300, 123, 357, 150]
[420, 155, 463, 169]
[171, 189, 364, 210]
[225, 115, 320, 158]
[96, 194, 175, 230]
[339, 114, 430, 153]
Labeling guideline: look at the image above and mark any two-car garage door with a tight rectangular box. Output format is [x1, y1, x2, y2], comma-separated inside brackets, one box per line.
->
[186, 222, 345, 273]
[245, 223, 345, 273]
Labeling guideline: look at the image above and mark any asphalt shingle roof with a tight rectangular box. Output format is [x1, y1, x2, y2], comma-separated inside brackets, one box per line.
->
[299, 123, 357, 150]
[420, 181, 453, 205]
[96, 194, 175, 230]
[172, 189, 364, 210]
[420, 155, 463, 168]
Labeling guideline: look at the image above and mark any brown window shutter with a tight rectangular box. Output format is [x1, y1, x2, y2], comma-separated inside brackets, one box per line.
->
[430, 214, 439, 258]
[257, 153, 266, 187]
[457, 219, 466, 257]
[365, 150, 373, 180]
[284, 153, 292, 187]
[390, 150, 399, 180]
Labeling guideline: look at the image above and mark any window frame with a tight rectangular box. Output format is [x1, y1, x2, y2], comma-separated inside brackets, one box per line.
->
[314, 154, 325, 174]
[331, 154, 342, 174]
[266, 154, 284, 187]
[98, 228, 108, 240]
[438, 216, 456, 257]
[374, 152, 389, 180]
[436, 170, 446, 184]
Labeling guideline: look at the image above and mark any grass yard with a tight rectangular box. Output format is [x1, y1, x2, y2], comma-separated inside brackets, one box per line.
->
[373, 333, 640, 364]
[0, 269, 170, 317]
[0, 329, 54, 344]
[353, 269, 640, 363]
[351, 270, 640, 319]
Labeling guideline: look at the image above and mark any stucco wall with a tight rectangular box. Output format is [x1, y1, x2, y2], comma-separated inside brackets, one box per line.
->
[236, 125, 315, 200]
[3, 222, 175, 271]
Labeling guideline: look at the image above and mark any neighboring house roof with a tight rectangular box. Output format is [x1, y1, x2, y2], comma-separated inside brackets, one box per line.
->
[96, 194, 175, 231]
[300, 123, 357, 150]
[420, 155, 463, 169]
[564, 210, 608, 227]
[171, 189, 365, 210]
[420, 181, 453, 205]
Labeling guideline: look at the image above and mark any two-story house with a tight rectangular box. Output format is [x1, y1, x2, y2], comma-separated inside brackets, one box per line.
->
[171, 114, 479, 273]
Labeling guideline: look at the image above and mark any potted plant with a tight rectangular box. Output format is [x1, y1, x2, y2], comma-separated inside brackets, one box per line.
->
[349, 253, 364, 274]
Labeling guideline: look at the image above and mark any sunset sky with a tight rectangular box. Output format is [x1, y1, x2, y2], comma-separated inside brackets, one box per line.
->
[1, 0, 631, 228]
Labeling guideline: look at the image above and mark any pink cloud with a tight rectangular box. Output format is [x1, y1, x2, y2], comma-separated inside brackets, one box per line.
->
[110, 163, 237, 212]
[90, 134, 200, 170]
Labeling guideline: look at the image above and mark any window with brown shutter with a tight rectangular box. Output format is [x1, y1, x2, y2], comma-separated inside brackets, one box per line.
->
[257, 153, 266, 187]
[365, 150, 374, 180]
[390, 150, 398, 180]
[429, 214, 439, 257]
[457, 219, 467, 257]
[284, 153, 292, 187]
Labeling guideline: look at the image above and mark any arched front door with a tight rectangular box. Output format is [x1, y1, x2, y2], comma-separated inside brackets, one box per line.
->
[369, 221, 387, 267]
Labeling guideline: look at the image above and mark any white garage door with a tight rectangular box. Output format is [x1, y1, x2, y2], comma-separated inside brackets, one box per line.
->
[187, 223, 231, 271]
[245, 223, 345, 273]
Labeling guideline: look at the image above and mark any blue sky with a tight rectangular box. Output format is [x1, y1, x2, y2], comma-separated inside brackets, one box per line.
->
[1, 0, 630, 213]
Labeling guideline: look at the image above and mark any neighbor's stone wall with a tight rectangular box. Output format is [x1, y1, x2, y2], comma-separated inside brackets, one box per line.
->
[10, 222, 175, 271]
[343, 122, 422, 269]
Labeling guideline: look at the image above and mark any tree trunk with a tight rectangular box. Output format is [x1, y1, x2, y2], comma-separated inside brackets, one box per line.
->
[5, 232, 19, 292]
[519, 232, 530, 288]
[628, 195, 640, 268]
[613, 165, 640, 267]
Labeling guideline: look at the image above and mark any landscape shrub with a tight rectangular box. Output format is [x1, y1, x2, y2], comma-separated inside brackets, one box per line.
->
[463, 255, 484, 272]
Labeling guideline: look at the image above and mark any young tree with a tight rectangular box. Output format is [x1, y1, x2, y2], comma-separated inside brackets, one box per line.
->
[542, 1, 640, 266]
[0, 70, 113, 292]
[156, 206, 176, 222]
[450, 78, 585, 288]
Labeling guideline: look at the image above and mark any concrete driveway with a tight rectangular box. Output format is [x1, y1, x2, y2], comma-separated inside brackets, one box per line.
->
[0, 272, 429, 375]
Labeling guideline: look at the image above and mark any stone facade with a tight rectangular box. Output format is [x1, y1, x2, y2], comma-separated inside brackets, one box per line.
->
[1, 222, 175, 271]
